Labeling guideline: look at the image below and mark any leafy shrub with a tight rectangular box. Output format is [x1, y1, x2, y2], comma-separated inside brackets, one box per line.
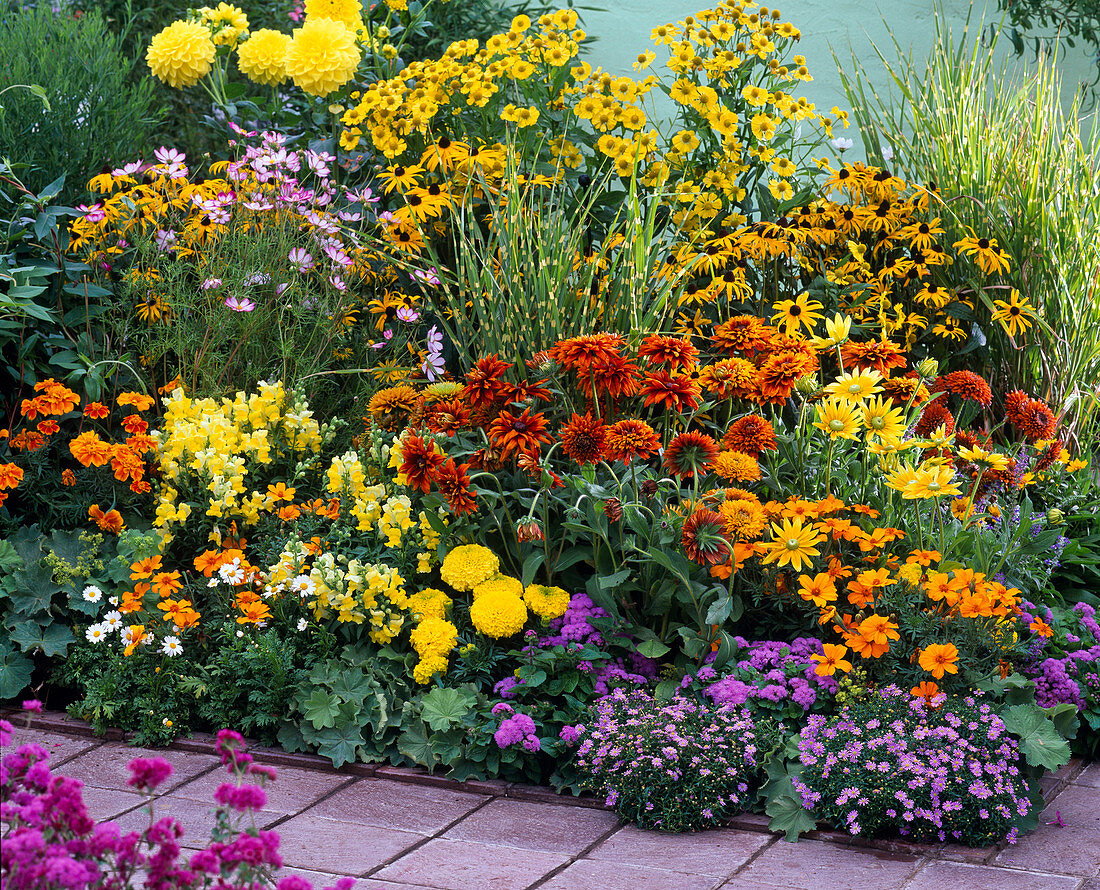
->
[793, 687, 1033, 845]
[570, 688, 779, 831]
[0, 6, 155, 202]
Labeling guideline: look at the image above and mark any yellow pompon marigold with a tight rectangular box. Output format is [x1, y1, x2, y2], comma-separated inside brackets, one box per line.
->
[284, 17, 361, 97]
[523, 584, 570, 620]
[408, 588, 452, 621]
[304, 0, 363, 29]
[413, 654, 450, 684]
[440, 544, 499, 592]
[147, 20, 216, 88]
[470, 590, 528, 638]
[410, 615, 458, 659]
[236, 29, 292, 85]
[473, 574, 523, 600]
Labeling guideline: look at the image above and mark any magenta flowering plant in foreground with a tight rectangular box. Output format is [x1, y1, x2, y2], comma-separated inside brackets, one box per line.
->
[0, 714, 351, 890]
[792, 686, 1034, 846]
[567, 688, 781, 832]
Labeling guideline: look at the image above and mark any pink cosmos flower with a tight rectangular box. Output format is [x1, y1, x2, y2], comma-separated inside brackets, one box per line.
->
[225, 296, 256, 312]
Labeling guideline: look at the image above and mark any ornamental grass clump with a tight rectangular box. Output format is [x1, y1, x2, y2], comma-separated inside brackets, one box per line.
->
[793, 686, 1033, 846]
[571, 688, 778, 832]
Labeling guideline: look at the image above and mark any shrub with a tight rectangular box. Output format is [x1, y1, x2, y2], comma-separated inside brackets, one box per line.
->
[793, 687, 1033, 845]
[0, 6, 156, 202]
[570, 688, 779, 831]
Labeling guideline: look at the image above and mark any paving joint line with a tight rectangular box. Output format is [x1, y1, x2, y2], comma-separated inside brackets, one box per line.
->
[725, 830, 780, 879]
[357, 786, 500, 879]
[523, 819, 626, 889]
[259, 773, 362, 833]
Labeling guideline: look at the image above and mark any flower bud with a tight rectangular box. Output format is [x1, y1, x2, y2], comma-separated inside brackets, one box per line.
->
[917, 358, 939, 379]
[1046, 508, 1064, 525]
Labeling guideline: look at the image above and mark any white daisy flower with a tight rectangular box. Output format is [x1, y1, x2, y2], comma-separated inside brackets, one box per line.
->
[86, 623, 108, 643]
[82, 585, 104, 603]
[296, 618, 308, 632]
[290, 574, 315, 598]
[102, 611, 123, 632]
[108, 596, 119, 606]
[161, 636, 183, 657]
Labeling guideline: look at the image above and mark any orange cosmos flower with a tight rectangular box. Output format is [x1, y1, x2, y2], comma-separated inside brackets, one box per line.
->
[798, 572, 837, 608]
[130, 555, 164, 580]
[918, 642, 959, 678]
[910, 681, 941, 703]
[811, 643, 852, 676]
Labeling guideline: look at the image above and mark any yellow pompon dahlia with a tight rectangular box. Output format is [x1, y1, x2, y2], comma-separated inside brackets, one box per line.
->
[236, 29, 292, 85]
[472, 575, 523, 601]
[284, 17, 361, 97]
[304, 0, 363, 30]
[470, 591, 528, 638]
[407, 587, 452, 621]
[523, 584, 570, 621]
[147, 21, 216, 89]
[440, 544, 499, 592]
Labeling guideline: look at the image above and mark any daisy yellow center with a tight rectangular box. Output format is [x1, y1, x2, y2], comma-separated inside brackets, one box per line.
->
[871, 417, 885, 429]
[927, 481, 941, 491]
[846, 383, 862, 394]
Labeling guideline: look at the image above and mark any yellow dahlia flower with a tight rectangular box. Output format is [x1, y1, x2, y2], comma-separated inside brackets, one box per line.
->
[523, 584, 570, 621]
[201, 3, 249, 45]
[440, 544, 499, 592]
[146, 20, 216, 89]
[470, 591, 527, 638]
[284, 17, 361, 97]
[304, 0, 363, 30]
[236, 29, 292, 86]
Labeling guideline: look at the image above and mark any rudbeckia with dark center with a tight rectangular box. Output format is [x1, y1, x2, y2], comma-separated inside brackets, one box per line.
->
[604, 419, 661, 465]
[400, 434, 446, 493]
[640, 370, 701, 412]
[549, 333, 626, 376]
[559, 413, 607, 465]
[664, 430, 719, 478]
[681, 509, 731, 566]
[434, 457, 477, 516]
[488, 408, 553, 459]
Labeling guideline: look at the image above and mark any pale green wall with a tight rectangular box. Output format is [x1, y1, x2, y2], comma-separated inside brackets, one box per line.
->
[578, 0, 1097, 148]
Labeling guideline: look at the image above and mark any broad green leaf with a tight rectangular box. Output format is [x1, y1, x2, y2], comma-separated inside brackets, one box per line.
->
[420, 686, 473, 731]
[761, 761, 816, 841]
[313, 722, 364, 768]
[0, 646, 34, 698]
[329, 668, 373, 706]
[10, 622, 74, 657]
[398, 721, 438, 767]
[597, 568, 632, 590]
[635, 639, 671, 659]
[1002, 703, 1072, 771]
[8, 565, 63, 616]
[301, 689, 340, 730]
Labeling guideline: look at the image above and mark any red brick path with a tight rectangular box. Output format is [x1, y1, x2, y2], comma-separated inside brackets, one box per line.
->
[5, 720, 1098, 890]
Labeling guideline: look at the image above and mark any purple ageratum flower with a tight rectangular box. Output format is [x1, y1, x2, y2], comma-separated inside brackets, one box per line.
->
[494, 712, 536, 749]
[127, 757, 174, 791]
[225, 295, 256, 312]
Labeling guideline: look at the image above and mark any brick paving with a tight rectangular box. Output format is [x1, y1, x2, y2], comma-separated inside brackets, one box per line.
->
[4, 717, 1099, 890]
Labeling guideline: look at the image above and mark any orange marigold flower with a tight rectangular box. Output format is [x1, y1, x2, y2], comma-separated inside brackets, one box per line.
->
[121, 414, 149, 435]
[559, 413, 607, 465]
[722, 414, 778, 457]
[36, 419, 60, 436]
[126, 433, 158, 454]
[33, 379, 80, 415]
[194, 549, 223, 577]
[664, 430, 719, 478]
[604, 419, 660, 466]
[0, 463, 24, 490]
[88, 504, 125, 533]
[130, 480, 152, 494]
[9, 430, 46, 451]
[61, 469, 77, 486]
[117, 391, 156, 411]
[267, 482, 296, 502]
[933, 371, 992, 406]
[70, 431, 112, 467]
[110, 445, 145, 482]
[130, 555, 164, 580]
[488, 408, 553, 460]
[1029, 616, 1054, 638]
[20, 398, 43, 420]
[83, 401, 110, 419]
[640, 370, 701, 412]
[918, 642, 959, 678]
[811, 643, 852, 676]
[151, 571, 183, 598]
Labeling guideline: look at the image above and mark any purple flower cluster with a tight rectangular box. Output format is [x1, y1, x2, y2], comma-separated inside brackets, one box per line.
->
[540, 593, 609, 647]
[1017, 602, 1100, 722]
[0, 714, 350, 890]
[685, 637, 837, 714]
[793, 687, 1031, 846]
[492, 706, 541, 752]
[569, 688, 775, 832]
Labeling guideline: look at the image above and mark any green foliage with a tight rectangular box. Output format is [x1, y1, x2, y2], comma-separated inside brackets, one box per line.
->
[0, 6, 156, 202]
[995, 0, 1100, 81]
[0, 164, 124, 412]
[1001, 702, 1075, 770]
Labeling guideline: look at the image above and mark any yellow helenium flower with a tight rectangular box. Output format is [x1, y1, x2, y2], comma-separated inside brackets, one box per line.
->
[284, 17, 361, 97]
[304, 0, 363, 29]
[146, 20, 216, 89]
[236, 29, 292, 86]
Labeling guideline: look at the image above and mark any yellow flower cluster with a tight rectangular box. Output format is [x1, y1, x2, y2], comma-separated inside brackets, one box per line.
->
[523, 583, 570, 621]
[410, 615, 459, 683]
[307, 552, 408, 642]
[439, 544, 499, 591]
[146, 20, 216, 88]
[154, 382, 323, 537]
